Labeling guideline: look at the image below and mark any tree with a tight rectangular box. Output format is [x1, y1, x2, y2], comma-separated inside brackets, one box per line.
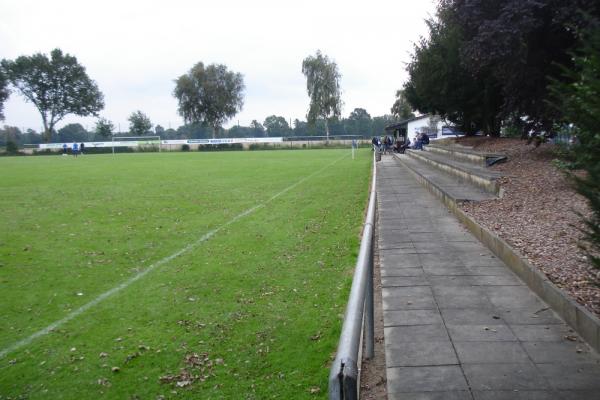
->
[95, 117, 114, 138]
[250, 120, 265, 137]
[0, 69, 9, 121]
[173, 62, 245, 139]
[58, 123, 88, 142]
[550, 24, 600, 269]
[1, 48, 104, 141]
[391, 89, 415, 120]
[345, 108, 372, 136]
[263, 115, 291, 137]
[128, 111, 152, 136]
[403, 8, 504, 135]
[301, 50, 343, 142]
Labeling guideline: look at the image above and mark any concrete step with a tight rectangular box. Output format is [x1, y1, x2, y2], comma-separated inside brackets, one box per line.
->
[392, 153, 498, 202]
[426, 143, 507, 167]
[405, 148, 503, 196]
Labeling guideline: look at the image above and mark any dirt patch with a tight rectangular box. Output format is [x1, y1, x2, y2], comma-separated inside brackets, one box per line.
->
[456, 137, 600, 316]
[359, 212, 387, 400]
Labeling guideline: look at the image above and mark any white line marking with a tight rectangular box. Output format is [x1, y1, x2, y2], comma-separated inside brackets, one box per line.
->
[1, 153, 348, 358]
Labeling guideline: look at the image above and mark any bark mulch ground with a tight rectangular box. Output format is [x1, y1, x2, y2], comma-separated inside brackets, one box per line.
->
[457, 136, 600, 317]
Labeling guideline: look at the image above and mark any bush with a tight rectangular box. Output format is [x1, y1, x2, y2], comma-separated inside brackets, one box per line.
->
[6, 140, 19, 154]
[551, 24, 600, 270]
[181, 144, 190, 151]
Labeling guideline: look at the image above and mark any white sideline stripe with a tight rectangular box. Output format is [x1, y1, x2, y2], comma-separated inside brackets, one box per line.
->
[0, 153, 348, 358]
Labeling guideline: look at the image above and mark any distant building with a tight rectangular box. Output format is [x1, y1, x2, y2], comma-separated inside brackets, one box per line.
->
[385, 114, 464, 144]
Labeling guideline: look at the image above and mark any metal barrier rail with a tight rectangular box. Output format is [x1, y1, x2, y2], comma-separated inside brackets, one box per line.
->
[328, 153, 377, 400]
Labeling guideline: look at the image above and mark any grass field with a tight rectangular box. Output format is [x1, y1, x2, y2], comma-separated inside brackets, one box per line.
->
[0, 149, 372, 399]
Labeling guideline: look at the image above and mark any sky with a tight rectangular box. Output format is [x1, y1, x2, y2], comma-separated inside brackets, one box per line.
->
[0, 0, 437, 133]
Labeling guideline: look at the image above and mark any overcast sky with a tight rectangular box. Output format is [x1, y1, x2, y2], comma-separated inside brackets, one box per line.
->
[0, 0, 437, 132]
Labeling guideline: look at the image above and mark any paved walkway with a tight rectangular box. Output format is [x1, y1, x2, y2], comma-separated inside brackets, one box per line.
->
[377, 155, 600, 400]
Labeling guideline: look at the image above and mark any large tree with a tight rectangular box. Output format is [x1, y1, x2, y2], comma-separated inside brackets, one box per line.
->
[95, 117, 114, 138]
[0, 69, 9, 121]
[173, 62, 244, 139]
[1, 48, 104, 141]
[128, 110, 153, 136]
[301, 50, 343, 142]
[404, 8, 504, 135]
[345, 108, 372, 136]
[391, 89, 415, 120]
[263, 115, 290, 137]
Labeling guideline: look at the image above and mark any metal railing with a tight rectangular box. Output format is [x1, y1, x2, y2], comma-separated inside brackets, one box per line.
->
[329, 153, 377, 400]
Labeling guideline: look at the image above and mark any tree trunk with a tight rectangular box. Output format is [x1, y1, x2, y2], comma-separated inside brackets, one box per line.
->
[41, 115, 51, 142]
[325, 119, 330, 144]
[213, 125, 218, 139]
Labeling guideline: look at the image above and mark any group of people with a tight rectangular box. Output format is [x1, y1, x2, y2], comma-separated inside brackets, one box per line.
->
[62, 142, 85, 157]
[372, 132, 431, 154]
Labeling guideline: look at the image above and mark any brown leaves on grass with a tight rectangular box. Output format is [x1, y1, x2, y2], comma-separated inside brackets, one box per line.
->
[159, 352, 221, 389]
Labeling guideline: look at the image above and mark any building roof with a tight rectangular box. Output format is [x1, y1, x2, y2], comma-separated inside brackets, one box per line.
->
[385, 114, 429, 131]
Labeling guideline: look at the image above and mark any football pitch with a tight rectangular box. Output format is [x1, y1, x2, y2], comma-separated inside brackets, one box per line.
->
[0, 149, 372, 399]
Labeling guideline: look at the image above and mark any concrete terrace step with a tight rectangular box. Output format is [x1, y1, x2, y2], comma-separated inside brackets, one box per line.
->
[426, 143, 507, 167]
[405, 148, 503, 196]
[392, 153, 498, 202]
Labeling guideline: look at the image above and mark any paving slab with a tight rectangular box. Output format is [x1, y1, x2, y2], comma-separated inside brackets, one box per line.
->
[375, 154, 600, 399]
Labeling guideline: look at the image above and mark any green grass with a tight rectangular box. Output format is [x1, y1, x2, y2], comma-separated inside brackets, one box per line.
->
[0, 149, 371, 399]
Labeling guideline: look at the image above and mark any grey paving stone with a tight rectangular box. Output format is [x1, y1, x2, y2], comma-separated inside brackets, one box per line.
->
[381, 276, 429, 287]
[386, 341, 459, 367]
[419, 252, 463, 266]
[558, 390, 600, 399]
[462, 362, 550, 390]
[384, 309, 444, 326]
[440, 308, 506, 325]
[380, 252, 422, 268]
[470, 275, 523, 286]
[387, 366, 469, 393]
[427, 275, 475, 287]
[386, 392, 472, 400]
[423, 266, 472, 276]
[499, 307, 563, 325]
[510, 324, 577, 342]
[537, 363, 600, 390]
[385, 324, 450, 345]
[447, 324, 517, 342]
[486, 286, 547, 310]
[433, 286, 495, 309]
[383, 286, 436, 310]
[459, 256, 505, 268]
[454, 341, 530, 363]
[466, 267, 516, 276]
[472, 390, 561, 400]
[521, 341, 600, 363]
[381, 267, 424, 277]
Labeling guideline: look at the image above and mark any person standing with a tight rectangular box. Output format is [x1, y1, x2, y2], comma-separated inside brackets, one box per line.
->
[62, 143, 68, 156]
[72, 142, 79, 157]
[79, 142, 85, 155]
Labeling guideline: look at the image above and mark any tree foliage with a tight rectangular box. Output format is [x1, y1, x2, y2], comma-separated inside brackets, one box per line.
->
[95, 117, 114, 138]
[128, 110, 153, 136]
[263, 115, 291, 137]
[1, 48, 104, 141]
[173, 62, 245, 138]
[550, 24, 600, 269]
[404, 0, 600, 136]
[0, 69, 9, 121]
[301, 50, 343, 140]
[345, 108, 372, 135]
[391, 90, 415, 120]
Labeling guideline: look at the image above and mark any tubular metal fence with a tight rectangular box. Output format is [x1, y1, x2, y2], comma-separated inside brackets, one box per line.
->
[328, 153, 377, 400]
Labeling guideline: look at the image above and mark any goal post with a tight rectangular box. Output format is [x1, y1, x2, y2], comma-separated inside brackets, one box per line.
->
[111, 136, 162, 154]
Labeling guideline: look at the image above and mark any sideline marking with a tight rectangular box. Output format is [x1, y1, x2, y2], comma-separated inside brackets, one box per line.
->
[0, 153, 349, 358]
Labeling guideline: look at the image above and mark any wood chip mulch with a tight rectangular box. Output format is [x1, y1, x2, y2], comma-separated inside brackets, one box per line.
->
[456, 137, 600, 317]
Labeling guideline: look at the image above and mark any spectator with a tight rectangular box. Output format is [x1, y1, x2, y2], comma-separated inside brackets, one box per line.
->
[72, 142, 79, 157]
